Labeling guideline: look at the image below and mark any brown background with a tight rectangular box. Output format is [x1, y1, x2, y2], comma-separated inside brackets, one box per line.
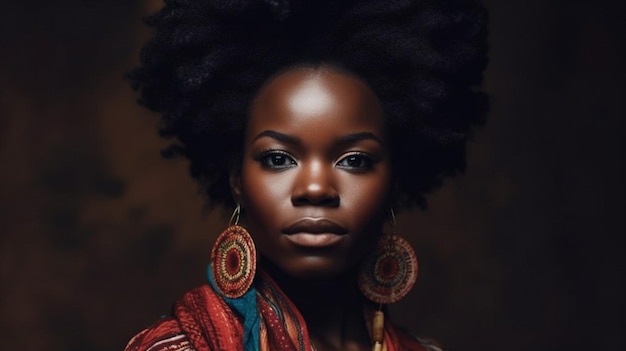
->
[1, 0, 624, 350]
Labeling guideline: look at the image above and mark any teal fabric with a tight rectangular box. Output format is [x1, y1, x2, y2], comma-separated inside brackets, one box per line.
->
[207, 264, 260, 351]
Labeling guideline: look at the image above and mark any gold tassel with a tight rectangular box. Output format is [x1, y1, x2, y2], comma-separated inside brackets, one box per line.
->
[371, 310, 384, 351]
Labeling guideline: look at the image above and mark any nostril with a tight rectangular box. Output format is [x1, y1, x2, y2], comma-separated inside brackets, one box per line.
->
[291, 196, 309, 206]
[292, 194, 340, 207]
[291, 185, 340, 207]
[321, 196, 340, 207]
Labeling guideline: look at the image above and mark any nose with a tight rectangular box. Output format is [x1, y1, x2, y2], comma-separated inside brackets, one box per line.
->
[291, 160, 340, 207]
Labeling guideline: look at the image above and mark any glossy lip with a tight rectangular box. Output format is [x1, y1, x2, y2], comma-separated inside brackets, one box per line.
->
[283, 218, 348, 248]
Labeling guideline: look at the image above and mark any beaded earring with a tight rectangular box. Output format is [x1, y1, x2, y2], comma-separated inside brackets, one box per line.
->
[358, 209, 418, 350]
[210, 205, 257, 299]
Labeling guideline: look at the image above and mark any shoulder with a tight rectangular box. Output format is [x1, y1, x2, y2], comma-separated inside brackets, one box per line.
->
[125, 317, 195, 351]
[124, 284, 225, 351]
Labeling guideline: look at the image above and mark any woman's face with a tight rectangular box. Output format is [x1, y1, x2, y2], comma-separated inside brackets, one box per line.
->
[232, 66, 392, 279]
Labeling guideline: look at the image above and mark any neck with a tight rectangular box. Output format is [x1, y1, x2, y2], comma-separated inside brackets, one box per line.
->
[261, 261, 372, 350]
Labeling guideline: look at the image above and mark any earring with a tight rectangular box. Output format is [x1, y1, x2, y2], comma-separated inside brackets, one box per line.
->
[358, 209, 419, 305]
[359, 210, 418, 351]
[210, 205, 257, 299]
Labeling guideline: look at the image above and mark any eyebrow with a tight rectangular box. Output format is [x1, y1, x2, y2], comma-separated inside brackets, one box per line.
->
[337, 132, 383, 145]
[252, 130, 383, 145]
[253, 130, 301, 144]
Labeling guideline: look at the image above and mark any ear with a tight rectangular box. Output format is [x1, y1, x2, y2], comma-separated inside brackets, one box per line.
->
[229, 169, 243, 205]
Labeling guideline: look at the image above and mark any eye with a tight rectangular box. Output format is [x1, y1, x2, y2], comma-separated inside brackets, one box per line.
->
[336, 152, 375, 170]
[254, 150, 297, 170]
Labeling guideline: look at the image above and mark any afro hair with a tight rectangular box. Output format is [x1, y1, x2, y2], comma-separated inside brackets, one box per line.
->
[130, 0, 489, 209]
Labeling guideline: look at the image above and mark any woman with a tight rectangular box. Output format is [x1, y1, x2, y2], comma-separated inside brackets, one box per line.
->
[126, 0, 488, 350]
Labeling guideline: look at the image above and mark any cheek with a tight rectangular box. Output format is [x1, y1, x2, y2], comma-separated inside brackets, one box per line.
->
[340, 171, 392, 221]
[240, 164, 291, 224]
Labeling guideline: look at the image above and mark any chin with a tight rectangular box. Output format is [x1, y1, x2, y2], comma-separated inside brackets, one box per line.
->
[279, 256, 357, 281]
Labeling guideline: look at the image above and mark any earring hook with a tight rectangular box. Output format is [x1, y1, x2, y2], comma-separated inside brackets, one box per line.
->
[229, 205, 241, 226]
[389, 208, 397, 235]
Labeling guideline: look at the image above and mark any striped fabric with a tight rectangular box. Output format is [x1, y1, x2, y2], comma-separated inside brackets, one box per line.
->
[125, 271, 438, 351]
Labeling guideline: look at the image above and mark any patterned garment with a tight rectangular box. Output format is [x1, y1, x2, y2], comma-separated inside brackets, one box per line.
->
[125, 270, 442, 351]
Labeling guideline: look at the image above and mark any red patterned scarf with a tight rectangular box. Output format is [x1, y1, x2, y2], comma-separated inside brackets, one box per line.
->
[126, 271, 432, 351]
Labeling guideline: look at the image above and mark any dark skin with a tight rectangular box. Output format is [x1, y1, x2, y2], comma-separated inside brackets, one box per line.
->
[231, 66, 392, 351]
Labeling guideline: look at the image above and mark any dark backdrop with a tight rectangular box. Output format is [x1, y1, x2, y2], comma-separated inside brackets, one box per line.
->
[1, 0, 624, 350]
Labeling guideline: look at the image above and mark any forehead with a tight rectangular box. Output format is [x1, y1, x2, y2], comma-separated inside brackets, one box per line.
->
[247, 66, 386, 138]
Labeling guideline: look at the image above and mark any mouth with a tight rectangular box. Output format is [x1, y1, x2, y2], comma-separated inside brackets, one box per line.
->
[283, 218, 348, 248]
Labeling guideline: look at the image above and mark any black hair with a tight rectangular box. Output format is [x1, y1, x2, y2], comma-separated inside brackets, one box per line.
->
[130, 0, 489, 209]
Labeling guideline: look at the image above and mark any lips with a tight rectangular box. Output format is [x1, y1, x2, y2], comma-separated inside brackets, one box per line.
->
[282, 218, 348, 248]
[283, 218, 348, 235]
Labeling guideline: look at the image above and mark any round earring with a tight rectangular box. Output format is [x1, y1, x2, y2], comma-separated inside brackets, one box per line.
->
[210, 205, 257, 299]
[358, 209, 418, 305]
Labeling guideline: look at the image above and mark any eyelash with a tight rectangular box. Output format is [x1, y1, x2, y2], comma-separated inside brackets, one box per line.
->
[335, 152, 376, 171]
[253, 150, 376, 171]
[253, 150, 297, 170]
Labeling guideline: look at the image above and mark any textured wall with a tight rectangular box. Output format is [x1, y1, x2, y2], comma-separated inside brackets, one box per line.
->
[0, 1, 624, 350]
